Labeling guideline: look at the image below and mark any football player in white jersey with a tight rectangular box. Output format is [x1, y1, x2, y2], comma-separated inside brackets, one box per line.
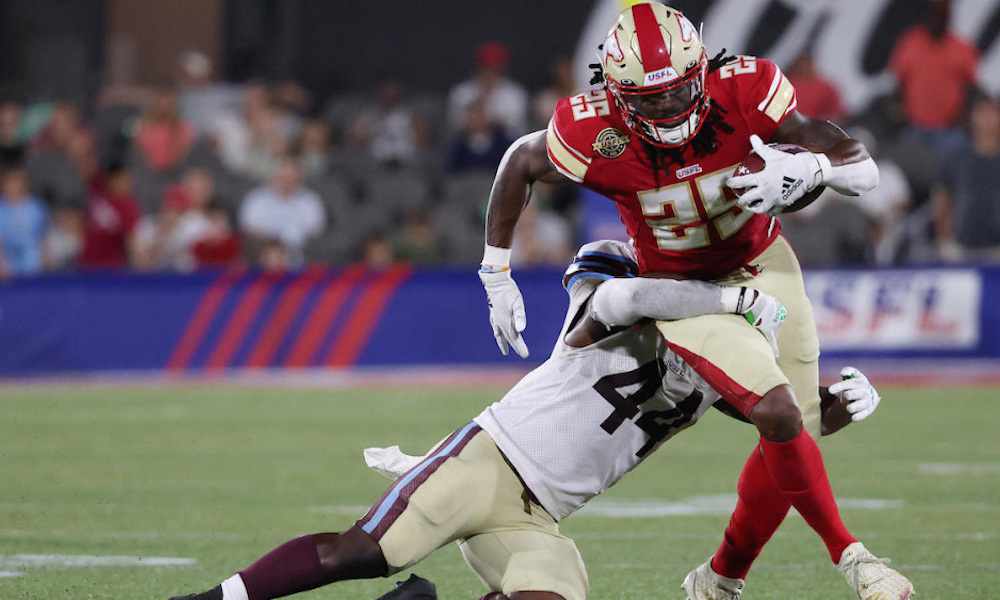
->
[168, 241, 899, 600]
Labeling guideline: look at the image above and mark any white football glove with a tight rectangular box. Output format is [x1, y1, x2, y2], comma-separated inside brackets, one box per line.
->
[736, 288, 786, 357]
[478, 269, 529, 358]
[827, 366, 881, 422]
[727, 134, 824, 216]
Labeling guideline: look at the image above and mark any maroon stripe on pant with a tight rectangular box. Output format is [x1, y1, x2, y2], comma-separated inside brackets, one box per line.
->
[668, 342, 763, 417]
[357, 423, 481, 541]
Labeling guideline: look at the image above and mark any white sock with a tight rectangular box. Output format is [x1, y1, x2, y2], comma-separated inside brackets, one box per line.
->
[221, 574, 249, 600]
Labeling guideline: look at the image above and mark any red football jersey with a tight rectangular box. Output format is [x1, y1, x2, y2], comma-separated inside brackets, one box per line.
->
[546, 56, 797, 279]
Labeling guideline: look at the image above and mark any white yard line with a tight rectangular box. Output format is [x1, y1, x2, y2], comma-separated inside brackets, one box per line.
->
[575, 495, 903, 518]
[572, 530, 999, 542]
[309, 496, 908, 520]
[0, 555, 196, 569]
[0, 529, 255, 541]
[919, 462, 1000, 475]
[594, 561, 998, 572]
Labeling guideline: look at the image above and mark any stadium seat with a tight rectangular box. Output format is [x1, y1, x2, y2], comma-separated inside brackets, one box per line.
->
[440, 172, 495, 211]
[307, 174, 356, 229]
[323, 91, 373, 142]
[328, 148, 380, 197]
[409, 91, 448, 147]
[93, 103, 142, 166]
[25, 152, 87, 209]
[213, 171, 258, 213]
[127, 148, 173, 213]
[303, 229, 353, 264]
[433, 173, 494, 263]
[364, 170, 432, 213]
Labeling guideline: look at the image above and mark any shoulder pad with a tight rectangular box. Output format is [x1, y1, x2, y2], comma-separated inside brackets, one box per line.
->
[711, 56, 797, 135]
[546, 90, 617, 183]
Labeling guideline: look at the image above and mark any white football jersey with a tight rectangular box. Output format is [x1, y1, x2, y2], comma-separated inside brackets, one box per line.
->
[474, 279, 722, 521]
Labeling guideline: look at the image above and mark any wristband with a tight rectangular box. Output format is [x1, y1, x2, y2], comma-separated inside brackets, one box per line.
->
[720, 286, 744, 314]
[481, 244, 512, 272]
[813, 152, 833, 186]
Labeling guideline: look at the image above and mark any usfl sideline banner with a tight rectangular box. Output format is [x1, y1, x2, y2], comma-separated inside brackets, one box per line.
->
[0, 265, 997, 375]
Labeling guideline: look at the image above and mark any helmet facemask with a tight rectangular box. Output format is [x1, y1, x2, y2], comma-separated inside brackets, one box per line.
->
[607, 53, 709, 148]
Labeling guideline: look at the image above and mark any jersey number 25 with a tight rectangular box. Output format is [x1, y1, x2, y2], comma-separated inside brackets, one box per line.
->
[638, 165, 752, 251]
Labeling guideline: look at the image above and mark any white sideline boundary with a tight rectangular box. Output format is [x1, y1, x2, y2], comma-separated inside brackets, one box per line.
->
[0, 359, 998, 391]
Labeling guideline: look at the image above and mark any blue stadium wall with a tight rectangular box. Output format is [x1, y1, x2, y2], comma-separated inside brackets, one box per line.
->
[0, 265, 998, 376]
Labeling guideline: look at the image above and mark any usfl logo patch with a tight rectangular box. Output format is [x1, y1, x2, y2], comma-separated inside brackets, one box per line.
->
[592, 127, 630, 159]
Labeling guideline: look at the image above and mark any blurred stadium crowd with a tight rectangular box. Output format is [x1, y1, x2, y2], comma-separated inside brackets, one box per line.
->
[0, 2, 997, 277]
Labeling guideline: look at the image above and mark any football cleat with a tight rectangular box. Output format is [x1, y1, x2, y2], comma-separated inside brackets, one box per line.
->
[681, 557, 745, 600]
[837, 542, 915, 600]
[375, 574, 437, 600]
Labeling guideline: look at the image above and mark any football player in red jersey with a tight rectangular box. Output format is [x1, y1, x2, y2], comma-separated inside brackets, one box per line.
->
[479, 4, 910, 599]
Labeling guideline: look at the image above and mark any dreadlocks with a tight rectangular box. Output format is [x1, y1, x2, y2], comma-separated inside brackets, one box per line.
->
[707, 48, 737, 73]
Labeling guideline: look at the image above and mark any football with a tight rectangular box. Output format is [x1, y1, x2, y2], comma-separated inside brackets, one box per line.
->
[730, 142, 826, 213]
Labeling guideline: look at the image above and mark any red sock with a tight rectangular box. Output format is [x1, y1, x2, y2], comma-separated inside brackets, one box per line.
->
[239, 535, 325, 600]
[760, 431, 857, 563]
[712, 444, 791, 579]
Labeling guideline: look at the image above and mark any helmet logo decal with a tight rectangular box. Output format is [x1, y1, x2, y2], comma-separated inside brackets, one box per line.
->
[592, 127, 631, 159]
[643, 67, 680, 86]
[676, 13, 697, 44]
[604, 29, 625, 63]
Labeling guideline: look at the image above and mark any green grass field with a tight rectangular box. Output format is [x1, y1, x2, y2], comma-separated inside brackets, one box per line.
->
[1, 383, 998, 599]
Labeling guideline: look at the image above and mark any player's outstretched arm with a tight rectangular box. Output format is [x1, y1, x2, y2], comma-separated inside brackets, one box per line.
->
[589, 279, 786, 355]
[479, 131, 568, 359]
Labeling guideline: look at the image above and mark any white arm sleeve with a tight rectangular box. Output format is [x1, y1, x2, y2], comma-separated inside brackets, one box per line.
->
[589, 278, 725, 328]
[814, 153, 880, 196]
